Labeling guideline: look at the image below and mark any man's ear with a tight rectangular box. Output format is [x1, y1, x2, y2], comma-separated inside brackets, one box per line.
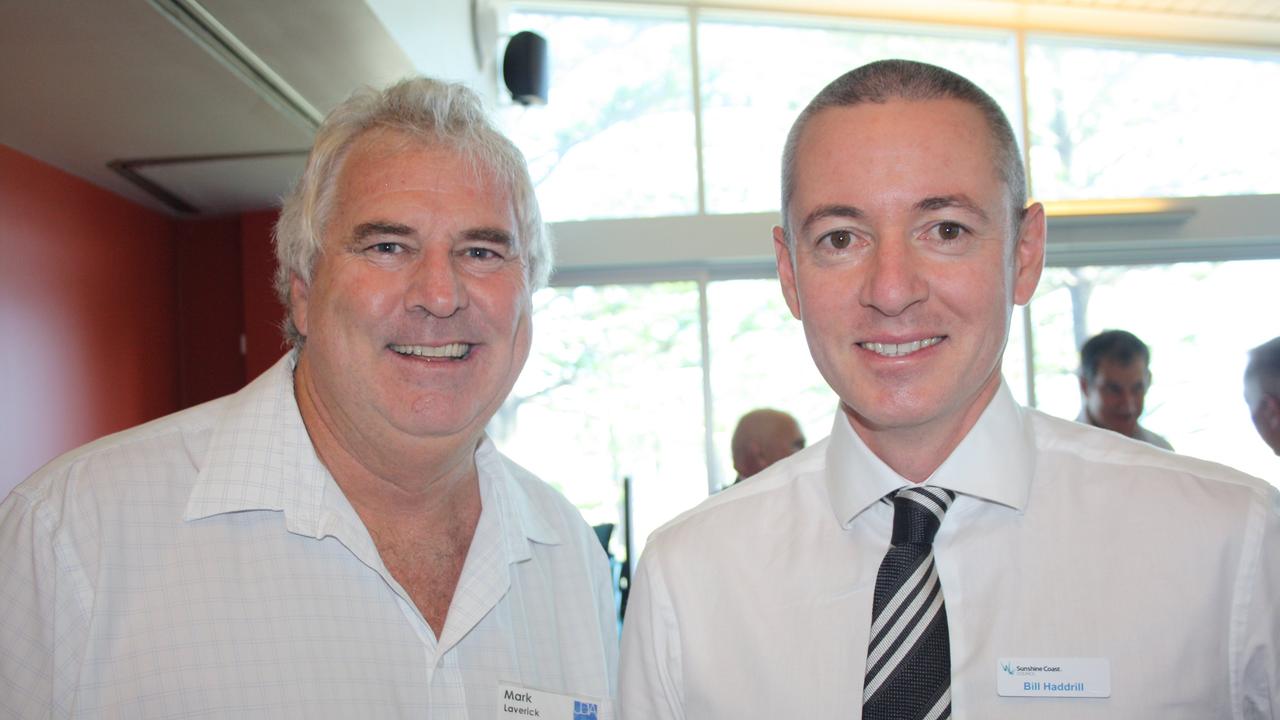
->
[1013, 202, 1047, 306]
[773, 226, 802, 320]
[1078, 373, 1088, 395]
[290, 273, 311, 337]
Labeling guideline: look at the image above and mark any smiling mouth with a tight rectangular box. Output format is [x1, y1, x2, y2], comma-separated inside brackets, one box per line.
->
[389, 342, 472, 360]
[858, 336, 944, 357]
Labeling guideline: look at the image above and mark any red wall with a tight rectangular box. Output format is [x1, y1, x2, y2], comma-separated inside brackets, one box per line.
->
[1, 145, 286, 499]
[1, 144, 180, 494]
[240, 209, 288, 378]
[176, 217, 246, 407]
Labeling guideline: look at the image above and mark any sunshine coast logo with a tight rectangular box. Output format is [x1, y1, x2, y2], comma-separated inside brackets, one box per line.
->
[1001, 661, 1014, 676]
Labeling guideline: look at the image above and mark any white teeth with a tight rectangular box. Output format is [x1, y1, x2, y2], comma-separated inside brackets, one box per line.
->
[389, 343, 471, 359]
[860, 337, 942, 357]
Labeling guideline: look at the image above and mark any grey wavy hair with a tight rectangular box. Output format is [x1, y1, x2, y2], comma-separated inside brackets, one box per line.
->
[779, 59, 1027, 244]
[273, 76, 551, 346]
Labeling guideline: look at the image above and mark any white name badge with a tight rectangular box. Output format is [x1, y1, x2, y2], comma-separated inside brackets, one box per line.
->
[996, 657, 1111, 698]
[496, 681, 611, 720]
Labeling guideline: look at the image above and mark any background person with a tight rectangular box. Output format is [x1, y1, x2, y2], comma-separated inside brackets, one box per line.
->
[1245, 335, 1280, 455]
[0, 77, 617, 718]
[729, 408, 806, 483]
[1076, 329, 1173, 449]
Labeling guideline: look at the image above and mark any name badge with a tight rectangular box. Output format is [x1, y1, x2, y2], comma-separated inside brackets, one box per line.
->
[996, 657, 1111, 698]
[496, 681, 611, 720]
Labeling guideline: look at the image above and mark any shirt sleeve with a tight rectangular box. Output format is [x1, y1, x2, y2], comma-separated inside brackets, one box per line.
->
[1237, 484, 1280, 719]
[618, 540, 685, 720]
[0, 488, 91, 719]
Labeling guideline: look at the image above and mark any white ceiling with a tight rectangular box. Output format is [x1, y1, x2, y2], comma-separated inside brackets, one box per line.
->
[1, 0, 1277, 218]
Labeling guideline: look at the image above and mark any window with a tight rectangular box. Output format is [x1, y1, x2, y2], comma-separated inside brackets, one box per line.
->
[705, 278, 837, 487]
[493, 283, 705, 559]
[1026, 37, 1280, 200]
[499, 8, 698, 222]
[697, 14, 1020, 214]
[1027, 259, 1280, 480]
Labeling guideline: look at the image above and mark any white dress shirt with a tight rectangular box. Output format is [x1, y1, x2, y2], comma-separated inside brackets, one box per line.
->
[619, 383, 1279, 719]
[0, 355, 617, 719]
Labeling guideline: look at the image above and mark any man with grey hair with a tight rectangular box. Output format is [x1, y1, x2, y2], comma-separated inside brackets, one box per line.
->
[619, 59, 1278, 718]
[0, 77, 617, 718]
[1246, 336, 1280, 455]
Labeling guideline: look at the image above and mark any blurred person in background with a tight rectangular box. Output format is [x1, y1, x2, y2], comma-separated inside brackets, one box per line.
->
[730, 408, 806, 484]
[1077, 329, 1173, 450]
[1245, 335, 1280, 456]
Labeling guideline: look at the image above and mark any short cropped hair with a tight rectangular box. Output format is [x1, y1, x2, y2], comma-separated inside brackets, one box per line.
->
[780, 59, 1026, 242]
[1245, 336, 1280, 401]
[1079, 330, 1151, 382]
[274, 77, 551, 346]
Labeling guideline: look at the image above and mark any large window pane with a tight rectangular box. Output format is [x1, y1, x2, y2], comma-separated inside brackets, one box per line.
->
[1026, 38, 1280, 200]
[492, 283, 706, 559]
[698, 13, 1020, 215]
[706, 278, 838, 488]
[1027, 260, 1280, 481]
[500, 8, 698, 222]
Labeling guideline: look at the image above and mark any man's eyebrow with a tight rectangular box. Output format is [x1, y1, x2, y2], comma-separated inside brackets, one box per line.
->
[799, 204, 864, 236]
[916, 195, 990, 222]
[461, 227, 515, 246]
[352, 221, 414, 240]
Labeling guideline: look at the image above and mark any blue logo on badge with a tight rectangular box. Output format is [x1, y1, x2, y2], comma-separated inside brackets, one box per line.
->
[573, 700, 598, 720]
[1001, 661, 1014, 676]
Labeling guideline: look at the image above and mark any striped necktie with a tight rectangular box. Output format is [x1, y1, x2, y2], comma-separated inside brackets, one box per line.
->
[862, 486, 957, 720]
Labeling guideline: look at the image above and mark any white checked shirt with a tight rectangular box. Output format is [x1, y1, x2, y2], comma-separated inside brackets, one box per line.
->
[0, 355, 618, 719]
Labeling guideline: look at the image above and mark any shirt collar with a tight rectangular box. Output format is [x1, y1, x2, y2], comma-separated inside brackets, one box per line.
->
[185, 353, 562, 553]
[474, 435, 562, 561]
[825, 381, 1036, 528]
[184, 353, 333, 536]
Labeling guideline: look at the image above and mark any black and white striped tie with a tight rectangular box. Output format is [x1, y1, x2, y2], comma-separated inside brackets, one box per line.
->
[862, 486, 956, 720]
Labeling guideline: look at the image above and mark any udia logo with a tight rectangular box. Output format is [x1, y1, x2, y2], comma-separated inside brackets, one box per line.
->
[1001, 662, 1014, 676]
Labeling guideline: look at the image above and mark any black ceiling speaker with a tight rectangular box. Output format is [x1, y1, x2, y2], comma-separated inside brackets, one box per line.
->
[503, 31, 549, 106]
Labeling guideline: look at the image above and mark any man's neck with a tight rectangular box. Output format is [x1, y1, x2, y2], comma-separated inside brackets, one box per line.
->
[846, 382, 1000, 483]
[292, 357, 482, 518]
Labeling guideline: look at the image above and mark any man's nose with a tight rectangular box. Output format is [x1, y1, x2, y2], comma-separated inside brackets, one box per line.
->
[858, 238, 928, 316]
[405, 248, 467, 318]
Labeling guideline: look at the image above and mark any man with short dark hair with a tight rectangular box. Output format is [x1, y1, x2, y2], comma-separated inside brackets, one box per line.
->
[1246, 336, 1280, 455]
[618, 59, 1279, 719]
[0, 78, 617, 718]
[1077, 329, 1173, 449]
[730, 408, 805, 483]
